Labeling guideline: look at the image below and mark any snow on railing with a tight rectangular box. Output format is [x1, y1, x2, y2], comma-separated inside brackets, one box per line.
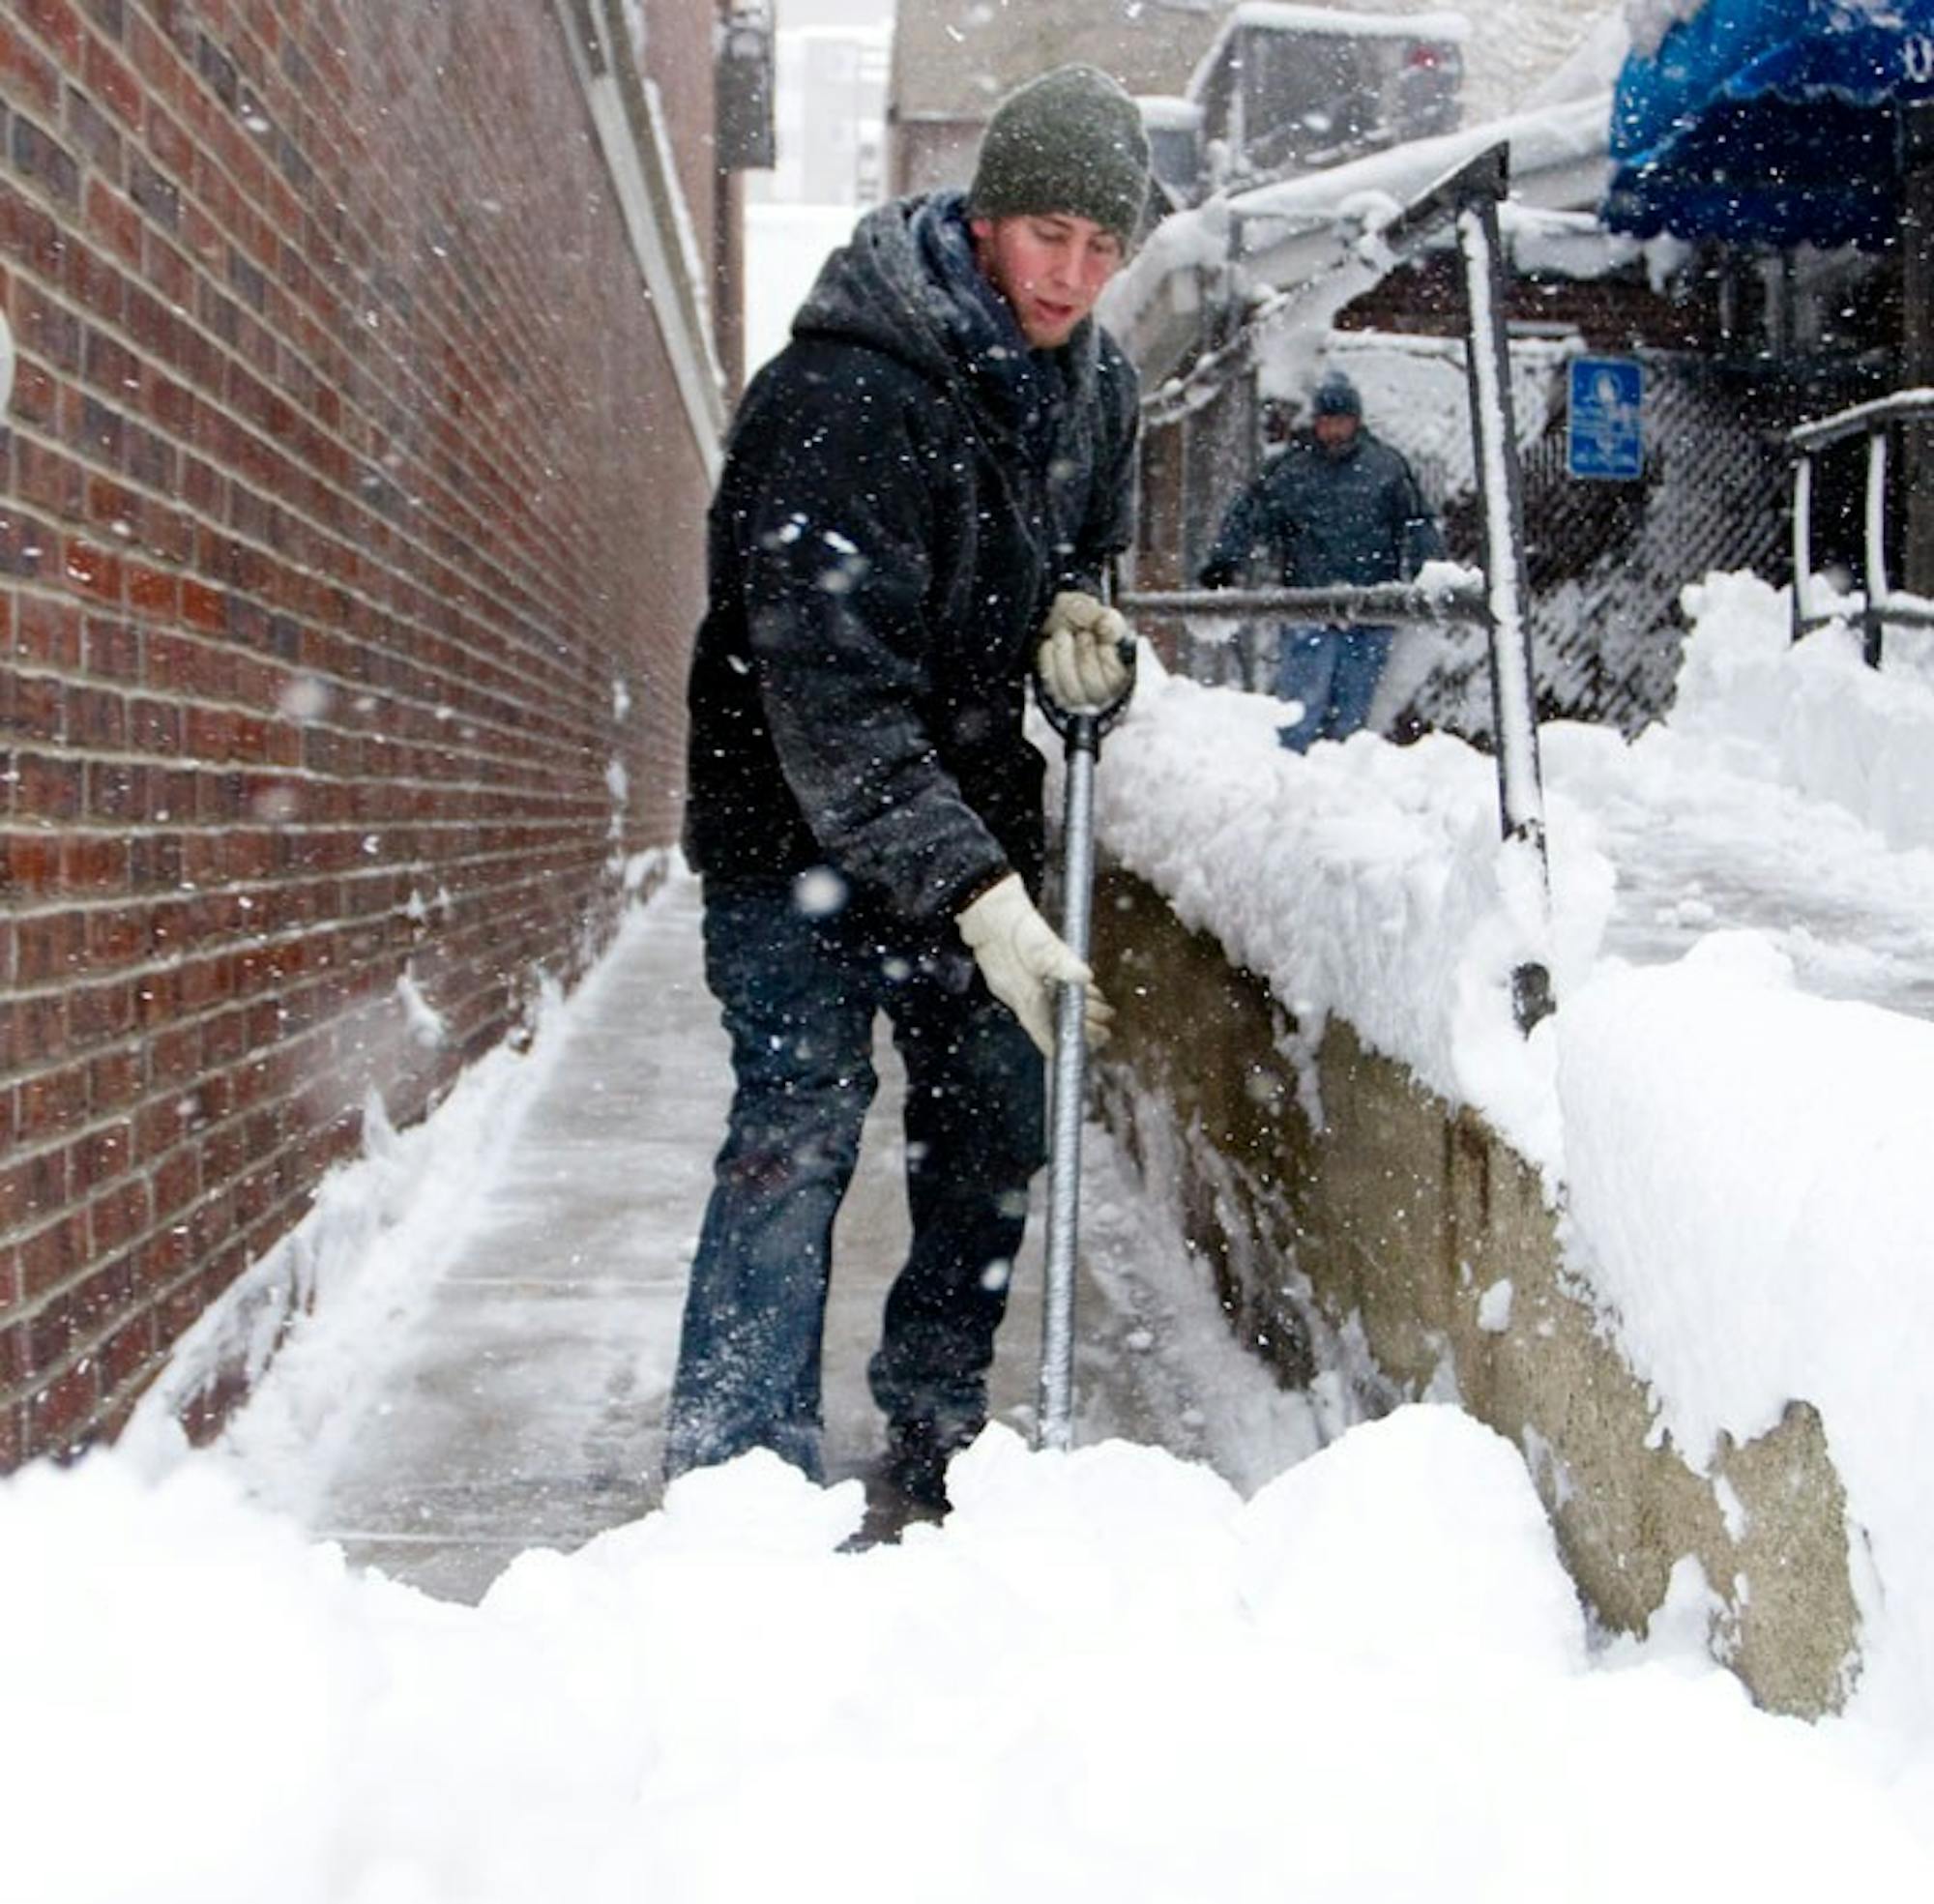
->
[1789, 389, 1934, 663]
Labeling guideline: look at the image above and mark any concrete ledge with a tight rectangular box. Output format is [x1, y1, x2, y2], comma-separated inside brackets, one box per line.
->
[1091, 867, 1861, 1716]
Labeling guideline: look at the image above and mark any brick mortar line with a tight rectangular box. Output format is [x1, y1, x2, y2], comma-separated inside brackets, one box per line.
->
[4, 850, 628, 944]
[4, 804, 630, 832]
[1, 365, 630, 708]
[3, 609, 644, 729]
[26, 0, 635, 538]
[4, 843, 627, 880]
[4, 793, 630, 838]
[4, 813, 630, 857]
[2, 861, 630, 934]
[1, 870, 624, 935]
[50, 860, 623, 903]
[3, 557, 637, 776]
[7, 810, 632, 853]
[0, 973, 565, 1225]
[6, 113, 655, 657]
[3, 851, 630, 994]
[10, 818, 626, 883]
[3, 681, 639, 779]
[2, 701, 643, 787]
[5, 642, 642, 723]
[41, 3, 613, 593]
[3, 1173, 325, 1373]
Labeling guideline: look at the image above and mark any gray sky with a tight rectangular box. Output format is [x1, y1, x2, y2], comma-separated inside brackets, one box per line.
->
[780, 0, 895, 29]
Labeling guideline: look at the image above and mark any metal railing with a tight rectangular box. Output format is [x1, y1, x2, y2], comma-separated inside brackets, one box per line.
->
[1131, 143, 1555, 1033]
[1124, 581, 1488, 625]
[1121, 581, 1487, 699]
[1789, 389, 1934, 664]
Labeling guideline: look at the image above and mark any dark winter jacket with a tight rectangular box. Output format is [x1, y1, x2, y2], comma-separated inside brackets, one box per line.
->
[683, 191, 1139, 924]
[1196, 428, 1443, 594]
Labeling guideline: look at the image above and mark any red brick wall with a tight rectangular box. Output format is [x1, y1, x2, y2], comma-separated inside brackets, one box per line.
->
[0, 0, 715, 1466]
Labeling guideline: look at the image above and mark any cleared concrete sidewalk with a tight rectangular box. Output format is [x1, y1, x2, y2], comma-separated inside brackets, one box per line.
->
[310, 873, 1142, 1599]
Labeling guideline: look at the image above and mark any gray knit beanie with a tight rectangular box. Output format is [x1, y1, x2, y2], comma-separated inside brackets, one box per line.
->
[1312, 371, 1363, 420]
[967, 65, 1152, 247]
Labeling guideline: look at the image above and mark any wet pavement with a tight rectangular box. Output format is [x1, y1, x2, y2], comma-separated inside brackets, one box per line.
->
[308, 873, 1149, 1599]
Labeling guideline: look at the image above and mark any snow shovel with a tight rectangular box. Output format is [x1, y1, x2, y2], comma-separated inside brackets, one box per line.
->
[1032, 632, 1136, 1452]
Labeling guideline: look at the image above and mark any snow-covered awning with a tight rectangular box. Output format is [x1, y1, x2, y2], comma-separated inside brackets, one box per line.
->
[1605, 0, 1934, 249]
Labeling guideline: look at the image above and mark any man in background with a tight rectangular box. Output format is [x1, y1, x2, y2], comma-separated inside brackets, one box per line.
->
[1199, 370, 1443, 749]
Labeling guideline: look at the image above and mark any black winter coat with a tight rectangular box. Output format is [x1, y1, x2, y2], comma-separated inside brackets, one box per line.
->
[1197, 429, 1443, 593]
[683, 192, 1139, 924]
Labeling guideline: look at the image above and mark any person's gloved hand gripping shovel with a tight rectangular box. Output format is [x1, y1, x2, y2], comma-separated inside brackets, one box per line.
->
[954, 588, 1137, 1450]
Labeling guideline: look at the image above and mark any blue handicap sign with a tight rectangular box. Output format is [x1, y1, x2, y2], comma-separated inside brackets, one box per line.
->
[1567, 356, 1644, 481]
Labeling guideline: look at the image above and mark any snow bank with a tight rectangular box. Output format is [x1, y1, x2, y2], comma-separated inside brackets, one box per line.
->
[1668, 570, 1934, 855]
[1096, 571, 1934, 1735]
[1093, 650, 1610, 1171]
[1559, 936, 1934, 1732]
[7, 1412, 1930, 1902]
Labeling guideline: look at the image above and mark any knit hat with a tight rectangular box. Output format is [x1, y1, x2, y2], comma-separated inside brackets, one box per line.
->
[1312, 371, 1363, 420]
[967, 65, 1152, 247]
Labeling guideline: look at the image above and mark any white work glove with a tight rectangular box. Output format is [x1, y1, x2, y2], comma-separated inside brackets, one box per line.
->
[956, 872, 1114, 1057]
[1037, 590, 1134, 713]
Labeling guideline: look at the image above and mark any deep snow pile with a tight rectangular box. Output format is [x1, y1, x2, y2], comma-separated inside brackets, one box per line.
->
[1094, 570, 1934, 1741]
[1666, 571, 1934, 854]
[5, 1410, 1931, 1904]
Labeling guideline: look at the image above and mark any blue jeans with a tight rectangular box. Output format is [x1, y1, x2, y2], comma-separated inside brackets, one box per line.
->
[664, 875, 1047, 1482]
[1275, 624, 1393, 752]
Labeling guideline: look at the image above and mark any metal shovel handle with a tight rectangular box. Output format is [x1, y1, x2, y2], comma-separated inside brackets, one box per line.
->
[1033, 641, 1133, 1452]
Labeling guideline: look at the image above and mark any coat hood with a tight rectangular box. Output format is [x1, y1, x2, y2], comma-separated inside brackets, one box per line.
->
[790, 191, 1103, 458]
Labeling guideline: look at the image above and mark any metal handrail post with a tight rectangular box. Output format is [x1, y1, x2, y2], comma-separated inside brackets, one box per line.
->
[1032, 639, 1135, 1456]
[1039, 713, 1098, 1452]
[1454, 161, 1555, 1034]
[1865, 426, 1890, 666]
[1792, 451, 1813, 642]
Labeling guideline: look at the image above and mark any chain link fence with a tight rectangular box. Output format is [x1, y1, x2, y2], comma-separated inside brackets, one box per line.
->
[1141, 343, 1883, 745]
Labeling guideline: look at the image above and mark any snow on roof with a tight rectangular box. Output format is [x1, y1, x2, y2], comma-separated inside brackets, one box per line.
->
[1213, 3, 1471, 52]
[1626, 0, 1707, 62]
[1100, 92, 1612, 362]
[1139, 94, 1206, 131]
[1522, 7, 1632, 109]
[1234, 92, 1611, 227]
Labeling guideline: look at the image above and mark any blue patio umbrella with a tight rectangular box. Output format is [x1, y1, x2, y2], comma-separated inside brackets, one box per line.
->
[1605, 0, 1934, 249]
